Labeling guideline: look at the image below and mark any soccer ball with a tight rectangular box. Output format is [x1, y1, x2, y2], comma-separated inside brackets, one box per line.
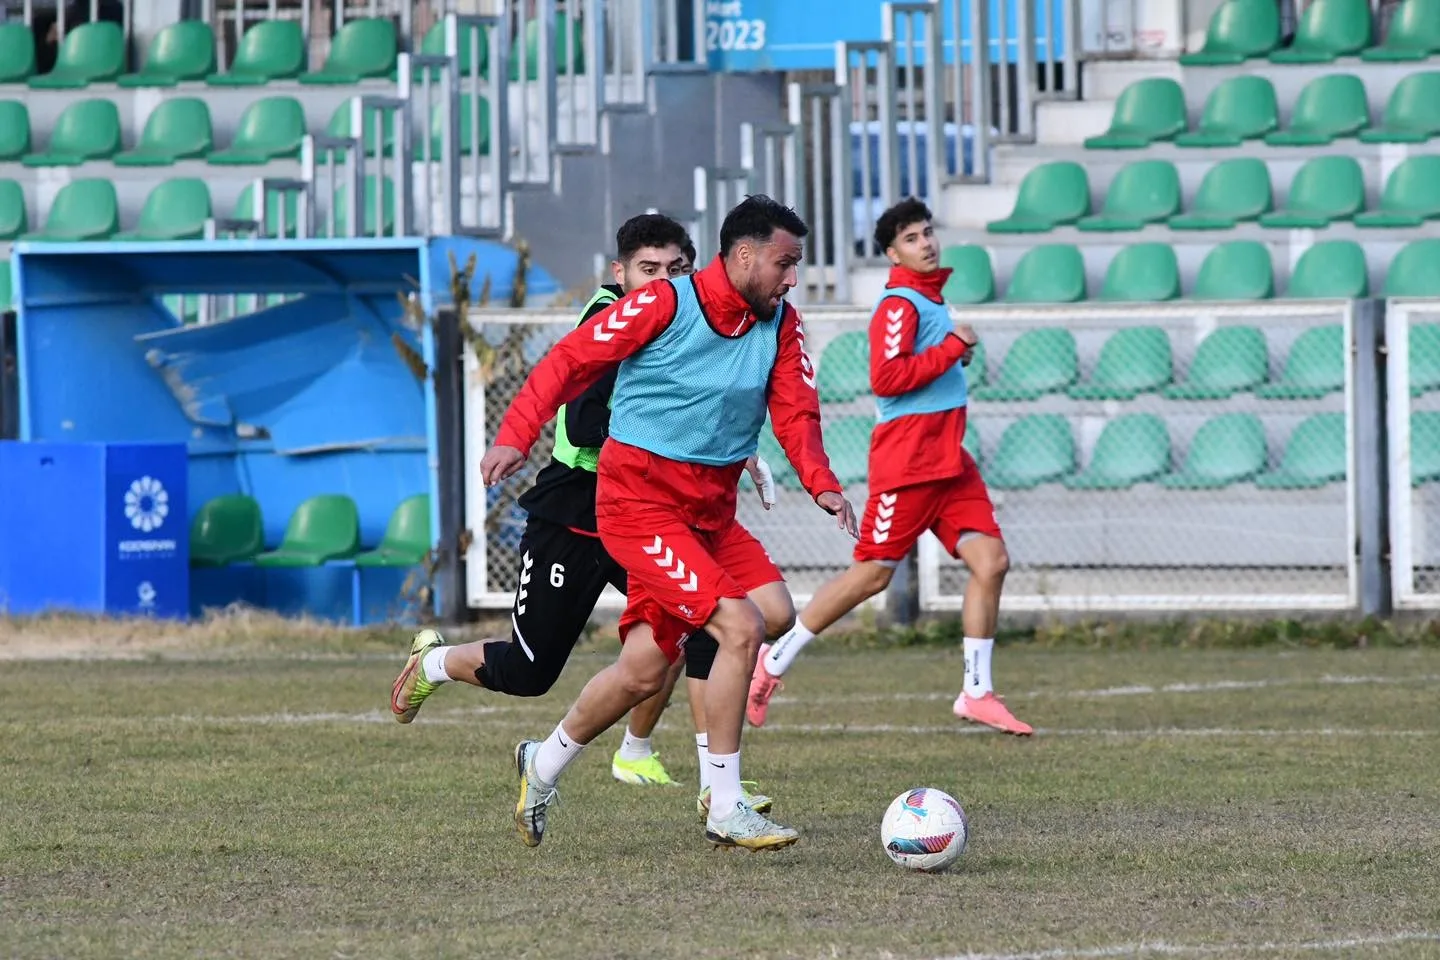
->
[880, 787, 969, 872]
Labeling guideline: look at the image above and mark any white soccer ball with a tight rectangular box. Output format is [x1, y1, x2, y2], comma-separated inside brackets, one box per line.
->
[880, 787, 969, 872]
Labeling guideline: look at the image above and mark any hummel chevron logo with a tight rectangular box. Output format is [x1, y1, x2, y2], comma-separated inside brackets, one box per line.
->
[516, 551, 533, 615]
[593, 291, 656, 342]
[884, 308, 904, 360]
[642, 534, 698, 592]
[874, 493, 897, 543]
[795, 317, 817, 390]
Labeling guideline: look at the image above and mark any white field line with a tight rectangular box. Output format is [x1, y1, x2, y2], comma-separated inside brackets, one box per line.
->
[934, 930, 1440, 960]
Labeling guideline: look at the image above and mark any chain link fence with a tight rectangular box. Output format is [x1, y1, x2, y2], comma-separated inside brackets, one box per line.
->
[1386, 302, 1440, 609]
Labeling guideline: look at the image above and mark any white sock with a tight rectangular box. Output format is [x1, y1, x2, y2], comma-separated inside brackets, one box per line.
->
[764, 621, 816, 677]
[963, 636, 994, 697]
[618, 727, 653, 761]
[533, 723, 586, 785]
[695, 733, 710, 791]
[706, 750, 743, 817]
[421, 646, 452, 684]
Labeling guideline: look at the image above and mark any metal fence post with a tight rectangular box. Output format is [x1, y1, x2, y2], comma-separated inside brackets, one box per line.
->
[1353, 297, 1393, 617]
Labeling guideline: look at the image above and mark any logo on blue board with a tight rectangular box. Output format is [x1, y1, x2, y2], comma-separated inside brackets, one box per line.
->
[118, 476, 177, 559]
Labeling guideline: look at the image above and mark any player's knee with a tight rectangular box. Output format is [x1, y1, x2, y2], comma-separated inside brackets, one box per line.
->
[614, 655, 668, 701]
[855, 561, 896, 596]
[970, 540, 1010, 583]
[758, 595, 795, 639]
[506, 665, 563, 698]
[712, 598, 766, 656]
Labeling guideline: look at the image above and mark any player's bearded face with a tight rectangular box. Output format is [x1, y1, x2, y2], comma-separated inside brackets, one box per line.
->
[741, 230, 803, 317]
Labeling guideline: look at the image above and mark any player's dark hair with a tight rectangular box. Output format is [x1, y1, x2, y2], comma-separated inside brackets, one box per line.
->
[615, 213, 689, 263]
[719, 195, 809, 257]
[874, 197, 933, 253]
[681, 236, 698, 267]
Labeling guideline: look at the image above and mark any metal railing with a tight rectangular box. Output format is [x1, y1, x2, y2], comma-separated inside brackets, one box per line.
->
[885, 3, 945, 229]
[691, 167, 753, 265]
[21, 0, 135, 68]
[786, 81, 850, 305]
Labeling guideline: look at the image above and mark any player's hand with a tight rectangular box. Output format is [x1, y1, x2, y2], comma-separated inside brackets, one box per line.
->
[816, 491, 859, 540]
[745, 455, 776, 510]
[479, 445, 525, 486]
[955, 324, 979, 365]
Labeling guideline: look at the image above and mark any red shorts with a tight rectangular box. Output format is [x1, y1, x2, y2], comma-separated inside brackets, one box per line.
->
[854, 453, 1002, 564]
[599, 510, 783, 663]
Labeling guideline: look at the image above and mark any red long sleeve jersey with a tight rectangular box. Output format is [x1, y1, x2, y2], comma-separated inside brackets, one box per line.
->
[495, 257, 842, 531]
[867, 265, 974, 494]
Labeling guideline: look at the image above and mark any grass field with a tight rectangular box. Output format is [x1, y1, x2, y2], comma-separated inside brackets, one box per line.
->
[3, 625, 1440, 959]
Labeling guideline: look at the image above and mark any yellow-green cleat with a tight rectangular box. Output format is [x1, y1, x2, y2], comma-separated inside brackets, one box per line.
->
[696, 782, 772, 821]
[390, 628, 445, 723]
[611, 750, 680, 786]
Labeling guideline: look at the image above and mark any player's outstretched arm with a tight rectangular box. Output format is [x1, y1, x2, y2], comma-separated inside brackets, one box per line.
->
[870, 295, 974, 397]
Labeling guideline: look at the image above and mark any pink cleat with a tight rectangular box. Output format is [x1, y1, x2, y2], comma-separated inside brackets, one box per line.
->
[953, 692, 1033, 736]
[747, 643, 784, 728]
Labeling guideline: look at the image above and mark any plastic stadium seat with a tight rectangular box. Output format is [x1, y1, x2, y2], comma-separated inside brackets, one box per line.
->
[1191, 241, 1274, 301]
[207, 97, 306, 165]
[1180, 0, 1280, 64]
[28, 21, 124, 88]
[1255, 414, 1346, 489]
[1409, 324, 1440, 396]
[1268, 0, 1370, 62]
[817, 330, 869, 403]
[354, 495, 432, 567]
[1065, 414, 1172, 490]
[190, 495, 265, 567]
[1264, 74, 1369, 146]
[301, 18, 397, 84]
[254, 496, 361, 567]
[511, 12, 585, 81]
[1355, 155, 1440, 228]
[1259, 156, 1364, 228]
[1257, 325, 1344, 399]
[119, 20, 216, 87]
[1385, 240, 1440, 297]
[939, 245, 994, 304]
[331, 175, 397, 237]
[1359, 73, 1440, 144]
[1083, 78, 1188, 149]
[115, 179, 212, 242]
[986, 414, 1075, 490]
[1175, 76, 1279, 147]
[232, 183, 301, 239]
[1164, 325, 1269, 399]
[21, 98, 120, 167]
[206, 21, 305, 86]
[113, 98, 213, 167]
[1077, 160, 1181, 232]
[427, 94, 491, 157]
[1412, 412, 1440, 484]
[0, 260, 10, 311]
[0, 22, 36, 83]
[1286, 241, 1369, 299]
[20, 179, 118, 242]
[412, 17, 489, 80]
[327, 99, 397, 157]
[1169, 159, 1272, 231]
[986, 162, 1089, 233]
[965, 339, 987, 388]
[973, 328, 1078, 401]
[0, 180, 26, 240]
[1162, 413, 1268, 489]
[0, 101, 29, 161]
[1004, 244, 1087, 304]
[826, 415, 874, 486]
[1362, 0, 1440, 60]
[1098, 244, 1180, 303]
[1068, 326, 1173, 399]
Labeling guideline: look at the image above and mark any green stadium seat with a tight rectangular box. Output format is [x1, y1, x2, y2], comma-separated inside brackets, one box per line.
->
[411, 17, 489, 80]
[427, 94, 492, 157]
[1162, 413, 1268, 489]
[1191, 241, 1274, 301]
[28, 21, 124, 88]
[1164, 325, 1269, 399]
[21, 98, 120, 167]
[206, 20, 305, 86]
[1255, 414, 1346, 489]
[327, 99, 397, 157]
[119, 20, 216, 87]
[301, 18, 397, 84]
[113, 98, 213, 167]
[1169, 158, 1272, 230]
[115, 178, 212, 242]
[1175, 76, 1279, 147]
[826, 415, 874, 486]
[1077, 160, 1181, 232]
[1068, 326, 1173, 400]
[1179, 0, 1280, 64]
[965, 339, 987, 388]
[1099, 245, 1181, 303]
[331, 175, 396, 237]
[1355, 155, 1440, 228]
[1083, 78, 1188, 149]
[987, 414, 1075, 490]
[207, 97, 306, 165]
[0, 101, 29, 161]
[511, 12, 585, 81]
[1359, 72, 1440, 143]
[232, 184, 302, 239]
[1065, 414, 1172, 489]
[973, 328, 1078, 401]
[254, 495, 361, 567]
[1268, 0, 1370, 62]
[1264, 74, 1369, 146]
[986, 162, 1089, 233]
[1409, 324, 1440, 396]
[1258, 155, 1364, 228]
[190, 495, 265, 567]
[1004, 244, 1087, 304]
[939, 245, 994, 304]
[0, 260, 10, 311]
[818, 330, 870, 403]
[0, 23, 36, 83]
[1385, 239, 1440, 297]
[1286, 240, 1370, 299]
[0, 180, 26, 240]
[755, 422, 799, 490]
[20, 178, 119, 242]
[354, 495, 432, 567]
[1256, 325, 1344, 399]
[1412, 411, 1440, 484]
[1362, 0, 1440, 60]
